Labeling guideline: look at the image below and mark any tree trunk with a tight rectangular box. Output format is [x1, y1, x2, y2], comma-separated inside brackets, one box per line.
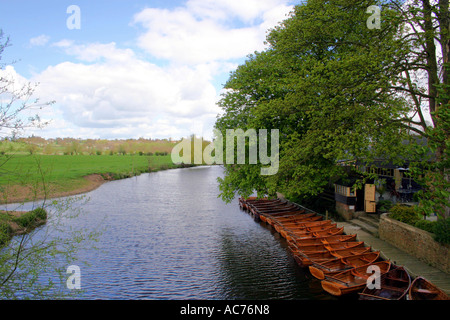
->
[423, 0, 439, 121]
[439, 0, 450, 218]
[423, 1, 449, 218]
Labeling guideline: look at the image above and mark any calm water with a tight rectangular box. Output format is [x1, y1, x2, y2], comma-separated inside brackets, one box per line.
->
[3, 166, 334, 300]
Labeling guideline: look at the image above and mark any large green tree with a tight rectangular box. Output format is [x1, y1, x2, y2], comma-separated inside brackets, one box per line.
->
[216, 0, 410, 201]
[215, 0, 449, 218]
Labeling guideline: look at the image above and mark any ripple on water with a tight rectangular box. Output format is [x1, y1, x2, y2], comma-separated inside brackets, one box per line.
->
[2, 166, 333, 300]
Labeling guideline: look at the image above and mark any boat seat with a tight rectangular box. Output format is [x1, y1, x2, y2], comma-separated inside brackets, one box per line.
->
[380, 285, 408, 293]
[384, 276, 410, 283]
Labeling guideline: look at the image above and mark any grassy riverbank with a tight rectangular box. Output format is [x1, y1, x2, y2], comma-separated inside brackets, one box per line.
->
[0, 208, 48, 247]
[0, 154, 184, 204]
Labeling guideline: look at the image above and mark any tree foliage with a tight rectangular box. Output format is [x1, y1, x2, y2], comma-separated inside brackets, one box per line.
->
[216, 0, 411, 201]
[215, 0, 449, 218]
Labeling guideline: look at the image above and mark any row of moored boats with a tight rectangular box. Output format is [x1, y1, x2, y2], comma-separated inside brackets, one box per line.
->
[239, 197, 450, 300]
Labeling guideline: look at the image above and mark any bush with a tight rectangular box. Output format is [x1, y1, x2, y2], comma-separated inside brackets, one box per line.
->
[154, 151, 168, 156]
[32, 207, 48, 220]
[377, 199, 393, 213]
[390, 204, 421, 225]
[0, 221, 12, 246]
[433, 218, 450, 245]
[14, 211, 37, 228]
[14, 208, 47, 228]
[414, 219, 436, 233]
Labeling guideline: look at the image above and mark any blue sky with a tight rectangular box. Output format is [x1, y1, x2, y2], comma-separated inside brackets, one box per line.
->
[0, 0, 296, 140]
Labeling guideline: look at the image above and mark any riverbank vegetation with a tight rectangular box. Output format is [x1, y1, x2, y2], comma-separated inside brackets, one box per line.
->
[0, 136, 178, 156]
[0, 208, 47, 247]
[215, 0, 449, 220]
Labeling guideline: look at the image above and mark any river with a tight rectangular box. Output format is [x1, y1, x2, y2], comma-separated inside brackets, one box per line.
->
[1, 165, 335, 300]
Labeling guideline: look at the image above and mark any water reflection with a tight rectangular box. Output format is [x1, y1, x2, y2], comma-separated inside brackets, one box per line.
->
[2, 166, 334, 300]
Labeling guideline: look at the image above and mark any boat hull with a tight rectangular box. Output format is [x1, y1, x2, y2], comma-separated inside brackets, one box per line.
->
[359, 265, 411, 300]
[408, 276, 450, 300]
[309, 251, 380, 280]
[321, 261, 392, 296]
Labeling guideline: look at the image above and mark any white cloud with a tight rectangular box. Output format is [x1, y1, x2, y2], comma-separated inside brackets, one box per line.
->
[132, 0, 293, 65]
[52, 39, 74, 48]
[132, 8, 258, 65]
[56, 41, 136, 63]
[186, 0, 292, 23]
[29, 34, 50, 47]
[28, 42, 221, 139]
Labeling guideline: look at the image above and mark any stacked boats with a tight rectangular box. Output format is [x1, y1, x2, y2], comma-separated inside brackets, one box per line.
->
[239, 197, 450, 300]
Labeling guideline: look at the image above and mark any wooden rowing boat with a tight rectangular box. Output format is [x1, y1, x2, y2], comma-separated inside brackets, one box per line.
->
[244, 198, 278, 204]
[273, 215, 321, 225]
[408, 276, 450, 300]
[252, 204, 300, 214]
[293, 246, 372, 267]
[359, 265, 412, 300]
[289, 223, 337, 234]
[248, 202, 286, 210]
[276, 220, 333, 236]
[309, 251, 380, 280]
[261, 210, 310, 221]
[285, 226, 344, 242]
[239, 198, 277, 210]
[276, 217, 325, 232]
[248, 203, 287, 212]
[263, 210, 309, 219]
[239, 196, 268, 204]
[292, 241, 366, 259]
[269, 212, 319, 221]
[263, 212, 320, 226]
[266, 210, 316, 218]
[246, 199, 287, 206]
[276, 218, 331, 230]
[277, 219, 332, 230]
[251, 207, 299, 217]
[288, 234, 357, 250]
[321, 261, 392, 296]
[281, 224, 337, 240]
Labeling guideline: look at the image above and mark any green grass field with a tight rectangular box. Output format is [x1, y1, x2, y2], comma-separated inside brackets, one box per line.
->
[0, 154, 175, 182]
[0, 154, 182, 203]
